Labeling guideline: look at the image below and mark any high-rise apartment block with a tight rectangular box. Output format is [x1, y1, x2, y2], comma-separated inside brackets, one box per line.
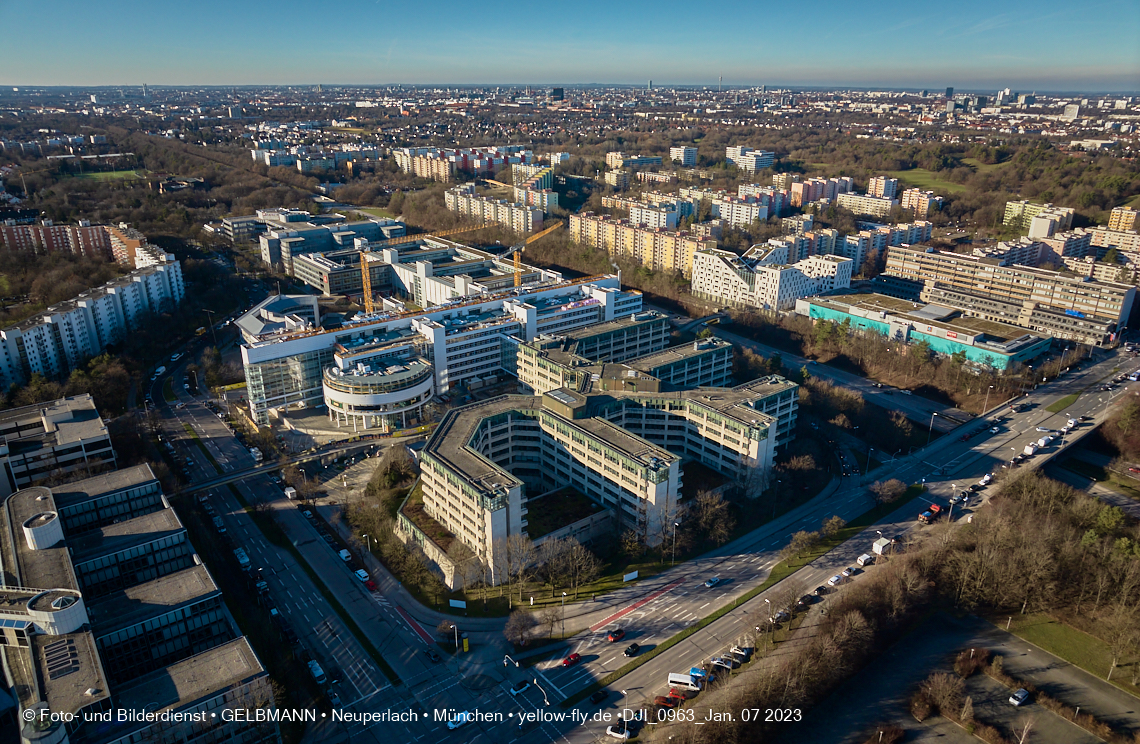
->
[691, 242, 853, 312]
[630, 204, 680, 230]
[570, 212, 715, 276]
[393, 145, 534, 182]
[0, 221, 112, 258]
[1003, 200, 1075, 236]
[835, 192, 898, 218]
[725, 146, 775, 173]
[1109, 206, 1138, 233]
[789, 177, 854, 207]
[882, 245, 1134, 345]
[900, 188, 944, 218]
[670, 146, 697, 166]
[445, 184, 543, 234]
[867, 176, 899, 199]
[0, 258, 184, 387]
[605, 170, 631, 190]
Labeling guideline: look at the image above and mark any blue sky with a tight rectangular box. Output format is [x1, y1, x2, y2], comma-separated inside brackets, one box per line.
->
[2, 0, 1138, 91]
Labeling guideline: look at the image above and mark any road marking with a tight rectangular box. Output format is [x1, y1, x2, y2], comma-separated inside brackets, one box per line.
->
[589, 577, 687, 632]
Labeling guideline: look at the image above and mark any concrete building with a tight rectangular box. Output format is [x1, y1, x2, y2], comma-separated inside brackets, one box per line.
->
[0, 222, 112, 258]
[737, 184, 789, 216]
[1003, 201, 1075, 234]
[630, 204, 679, 230]
[0, 260, 184, 387]
[1109, 206, 1138, 233]
[882, 245, 1134, 345]
[867, 176, 899, 199]
[835, 192, 898, 218]
[709, 196, 768, 228]
[670, 146, 697, 166]
[790, 177, 855, 207]
[409, 361, 796, 587]
[569, 212, 716, 276]
[604, 152, 663, 169]
[691, 242, 853, 312]
[444, 184, 543, 234]
[393, 145, 534, 182]
[900, 188, 944, 218]
[1090, 228, 1140, 254]
[2, 465, 278, 744]
[725, 146, 774, 173]
[796, 293, 1051, 370]
[259, 216, 405, 275]
[605, 170, 631, 190]
[0, 395, 116, 496]
[239, 269, 645, 426]
[235, 294, 321, 344]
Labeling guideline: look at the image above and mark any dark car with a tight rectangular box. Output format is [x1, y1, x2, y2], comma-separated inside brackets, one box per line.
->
[796, 594, 813, 608]
[623, 643, 640, 657]
[424, 649, 442, 663]
[812, 585, 828, 597]
[589, 690, 608, 705]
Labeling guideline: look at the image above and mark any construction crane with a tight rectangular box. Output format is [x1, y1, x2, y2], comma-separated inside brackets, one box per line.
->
[358, 223, 487, 314]
[508, 221, 564, 287]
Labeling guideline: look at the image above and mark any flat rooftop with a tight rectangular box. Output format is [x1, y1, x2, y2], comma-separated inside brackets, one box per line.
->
[48, 464, 159, 511]
[29, 629, 110, 718]
[113, 637, 265, 720]
[0, 394, 108, 452]
[87, 563, 217, 636]
[3, 486, 77, 591]
[808, 293, 1035, 344]
[68, 508, 184, 564]
[562, 311, 665, 339]
[629, 338, 731, 372]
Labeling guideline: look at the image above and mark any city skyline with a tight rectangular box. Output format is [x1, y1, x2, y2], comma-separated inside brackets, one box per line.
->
[2, 0, 1138, 91]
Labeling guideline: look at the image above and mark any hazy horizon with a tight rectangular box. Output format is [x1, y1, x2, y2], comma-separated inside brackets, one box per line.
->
[3, 0, 1136, 93]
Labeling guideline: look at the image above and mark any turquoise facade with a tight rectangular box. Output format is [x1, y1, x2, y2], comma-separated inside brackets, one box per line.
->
[806, 304, 1050, 370]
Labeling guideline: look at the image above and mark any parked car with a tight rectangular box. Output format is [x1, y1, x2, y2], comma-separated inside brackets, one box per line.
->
[508, 680, 530, 696]
[447, 711, 474, 730]
[562, 653, 582, 667]
[1009, 688, 1030, 706]
[605, 723, 631, 740]
[653, 696, 678, 708]
[827, 574, 843, 586]
[354, 569, 369, 582]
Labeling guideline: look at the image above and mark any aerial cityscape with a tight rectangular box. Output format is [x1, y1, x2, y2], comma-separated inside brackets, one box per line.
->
[1, 4, 1139, 744]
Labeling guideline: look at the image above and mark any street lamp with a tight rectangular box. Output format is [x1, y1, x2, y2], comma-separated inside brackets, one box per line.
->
[202, 308, 220, 350]
[864, 446, 874, 477]
[362, 533, 371, 553]
[561, 592, 567, 638]
[449, 624, 459, 670]
[926, 412, 938, 446]
[983, 385, 994, 415]
[671, 521, 681, 566]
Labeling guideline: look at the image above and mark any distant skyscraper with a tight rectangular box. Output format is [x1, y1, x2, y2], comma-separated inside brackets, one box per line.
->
[142, 83, 148, 98]
[317, 83, 322, 93]
[945, 87, 954, 98]
[719, 76, 722, 92]
[648, 80, 652, 91]
[920, 89, 928, 97]
[1063, 104, 1081, 120]
[551, 87, 564, 101]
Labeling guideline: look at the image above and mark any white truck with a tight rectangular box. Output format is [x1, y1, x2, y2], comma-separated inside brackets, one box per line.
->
[284, 486, 298, 500]
[1023, 443, 1039, 456]
[233, 548, 251, 572]
[667, 672, 702, 691]
[250, 447, 263, 463]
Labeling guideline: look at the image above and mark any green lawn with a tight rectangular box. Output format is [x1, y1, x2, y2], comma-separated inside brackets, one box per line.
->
[1060, 459, 1140, 502]
[1046, 393, 1079, 413]
[163, 378, 176, 403]
[1000, 614, 1140, 697]
[357, 207, 396, 219]
[71, 169, 144, 181]
[1128, 194, 1140, 208]
[886, 169, 968, 194]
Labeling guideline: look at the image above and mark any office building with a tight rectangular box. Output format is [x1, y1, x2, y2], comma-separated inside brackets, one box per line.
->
[867, 176, 899, 200]
[691, 242, 853, 312]
[1109, 206, 1138, 233]
[835, 192, 898, 218]
[670, 146, 697, 166]
[3, 465, 278, 744]
[946, 87, 954, 98]
[239, 268, 644, 426]
[410, 349, 797, 587]
[725, 146, 775, 173]
[570, 212, 716, 276]
[445, 184, 543, 234]
[0, 395, 116, 496]
[882, 245, 1134, 345]
[604, 152, 663, 169]
[0, 259, 184, 387]
[900, 188, 944, 218]
[259, 215, 406, 274]
[796, 293, 1051, 370]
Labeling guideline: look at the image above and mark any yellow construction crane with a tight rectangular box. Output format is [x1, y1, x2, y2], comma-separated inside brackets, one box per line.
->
[360, 251, 375, 314]
[510, 221, 564, 287]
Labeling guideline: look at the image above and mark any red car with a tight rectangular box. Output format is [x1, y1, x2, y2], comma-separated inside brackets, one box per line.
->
[364, 580, 377, 591]
[607, 629, 625, 642]
[1130, 467, 1140, 474]
[562, 653, 582, 667]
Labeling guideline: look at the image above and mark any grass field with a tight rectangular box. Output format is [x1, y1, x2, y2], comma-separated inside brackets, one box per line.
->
[1128, 194, 1140, 208]
[1046, 393, 1079, 413]
[886, 168, 968, 193]
[1000, 613, 1140, 697]
[70, 169, 145, 181]
[356, 207, 396, 219]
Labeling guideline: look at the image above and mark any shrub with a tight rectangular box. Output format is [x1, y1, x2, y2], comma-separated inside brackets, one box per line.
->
[910, 692, 932, 722]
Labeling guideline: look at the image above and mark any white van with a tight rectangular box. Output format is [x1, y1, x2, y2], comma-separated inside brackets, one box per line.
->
[667, 672, 702, 691]
[856, 554, 875, 567]
[307, 660, 326, 684]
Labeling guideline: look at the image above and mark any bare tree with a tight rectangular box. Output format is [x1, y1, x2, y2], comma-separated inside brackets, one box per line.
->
[446, 540, 479, 594]
[694, 490, 735, 546]
[503, 609, 537, 646]
[620, 528, 645, 560]
[539, 606, 562, 638]
[564, 538, 602, 599]
[870, 479, 907, 504]
[505, 534, 537, 608]
[1015, 717, 1035, 744]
